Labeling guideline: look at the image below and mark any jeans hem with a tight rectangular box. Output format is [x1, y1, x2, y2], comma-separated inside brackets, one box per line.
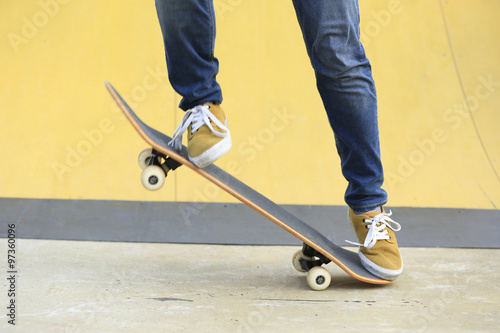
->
[348, 201, 387, 213]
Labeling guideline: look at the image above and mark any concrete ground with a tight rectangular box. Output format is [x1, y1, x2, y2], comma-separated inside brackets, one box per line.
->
[0, 239, 498, 332]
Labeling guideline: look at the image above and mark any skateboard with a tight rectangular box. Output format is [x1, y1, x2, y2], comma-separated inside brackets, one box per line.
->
[105, 81, 392, 290]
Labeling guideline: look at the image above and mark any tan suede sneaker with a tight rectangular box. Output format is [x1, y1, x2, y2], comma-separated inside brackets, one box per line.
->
[169, 103, 231, 168]
[347, 207, 403, 280]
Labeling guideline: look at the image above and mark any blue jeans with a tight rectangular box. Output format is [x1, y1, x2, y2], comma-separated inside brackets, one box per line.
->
[155, 0, 387, 211]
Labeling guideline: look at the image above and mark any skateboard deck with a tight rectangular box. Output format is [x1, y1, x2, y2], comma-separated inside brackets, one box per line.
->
[105, 81, 392, 289]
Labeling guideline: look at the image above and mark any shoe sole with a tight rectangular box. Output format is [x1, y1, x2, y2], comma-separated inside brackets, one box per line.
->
[358, 251, 403, 281]
[189, 135, 232, 168]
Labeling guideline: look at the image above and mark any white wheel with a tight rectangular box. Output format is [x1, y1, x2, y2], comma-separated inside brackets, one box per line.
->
[138, 148, 154, 170]
[306, 266, 331, 291]
[292, 250, 312, 273]
[141, 165, 165, 191]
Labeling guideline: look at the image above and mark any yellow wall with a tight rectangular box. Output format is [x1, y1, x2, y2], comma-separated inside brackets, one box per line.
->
[1, 0, 499, 209]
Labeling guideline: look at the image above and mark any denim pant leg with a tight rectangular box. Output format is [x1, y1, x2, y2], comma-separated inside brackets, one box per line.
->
[155, 0, 222, 111]
[292, 0, 387, 211]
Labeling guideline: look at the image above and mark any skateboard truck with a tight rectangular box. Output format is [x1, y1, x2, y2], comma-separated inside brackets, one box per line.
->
[292, 243, 333, 291]
[299, 243, 331, 270]
[138, 148, 182, 191]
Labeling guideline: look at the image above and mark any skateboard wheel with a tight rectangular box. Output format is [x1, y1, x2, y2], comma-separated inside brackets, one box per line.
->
[141, 165, 165, 191]
[306, 266, 331, 291]
[138, 148, 154, 170]
[292, 250, 313, 273]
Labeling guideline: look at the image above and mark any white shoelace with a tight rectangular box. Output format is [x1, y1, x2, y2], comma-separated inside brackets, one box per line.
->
[346, 211, 401, 249]
[168, 105, 230, 151]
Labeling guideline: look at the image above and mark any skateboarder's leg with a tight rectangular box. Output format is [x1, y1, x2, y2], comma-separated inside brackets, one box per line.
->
[292, 0, 385, 211]
[155, 0, 222, 110]
[292, 0, 402, 279]
[155, 0, 231, 167]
